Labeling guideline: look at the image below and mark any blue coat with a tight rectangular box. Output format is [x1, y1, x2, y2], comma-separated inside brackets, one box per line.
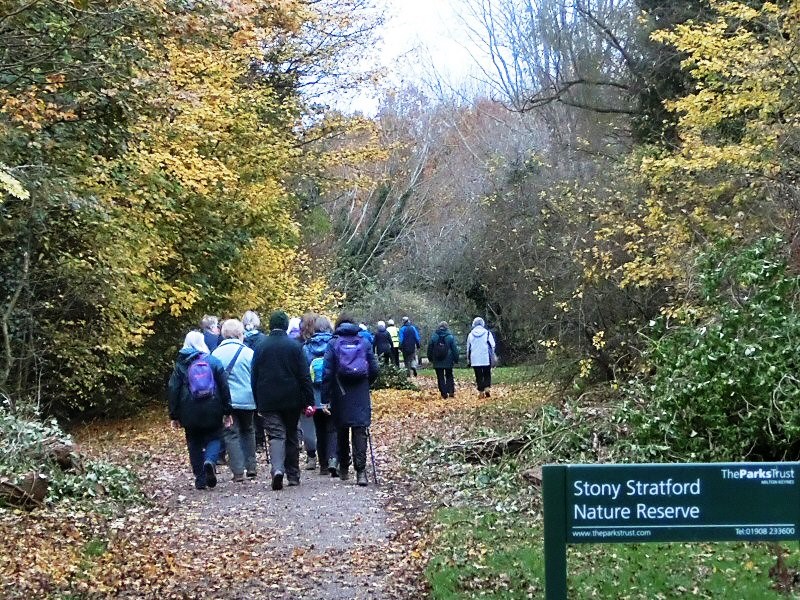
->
[322, 323, 379, 427]
[399, 324, 420, 354]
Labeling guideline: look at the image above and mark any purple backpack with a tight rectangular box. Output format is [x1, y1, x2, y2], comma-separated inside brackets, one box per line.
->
[187, 354, 216, 400]
[334, 337, 369, 379]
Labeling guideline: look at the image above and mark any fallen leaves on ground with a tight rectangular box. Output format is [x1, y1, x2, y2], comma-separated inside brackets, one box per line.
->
[1, 379, 492, 599]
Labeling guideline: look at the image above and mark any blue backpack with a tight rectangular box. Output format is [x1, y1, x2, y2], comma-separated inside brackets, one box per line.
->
[309, 356, 325, 387]
[186, 354, 216, 400]
[334, 337, 369, 379]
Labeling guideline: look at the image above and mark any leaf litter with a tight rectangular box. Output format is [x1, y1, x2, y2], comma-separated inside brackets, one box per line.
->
[0, 378, 503, 599]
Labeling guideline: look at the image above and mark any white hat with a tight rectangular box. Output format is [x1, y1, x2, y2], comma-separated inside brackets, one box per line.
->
[387, 319, 394, 326]
[402, 316, 409, 322]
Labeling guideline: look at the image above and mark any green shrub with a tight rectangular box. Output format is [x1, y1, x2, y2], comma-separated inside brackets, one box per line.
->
[373, 363, 418, 390]
[0, 399, 143, 508]
[628, 236, 800, 461]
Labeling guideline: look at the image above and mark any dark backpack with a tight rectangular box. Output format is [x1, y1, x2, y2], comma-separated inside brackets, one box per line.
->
[432, 333, 449, 361]
[334, 337, 369, 379]
[186, 354, 216, 400]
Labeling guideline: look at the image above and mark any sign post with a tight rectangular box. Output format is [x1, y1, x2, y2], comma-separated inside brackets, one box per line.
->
[543, 462, 800, 599]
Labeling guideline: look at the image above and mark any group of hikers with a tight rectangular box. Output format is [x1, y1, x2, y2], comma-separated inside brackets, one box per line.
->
[167, 310, 497, 492]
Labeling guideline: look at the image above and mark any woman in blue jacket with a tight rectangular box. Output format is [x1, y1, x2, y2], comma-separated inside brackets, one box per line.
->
[322, 315, 380, 486]
[211, 319, 257, 482]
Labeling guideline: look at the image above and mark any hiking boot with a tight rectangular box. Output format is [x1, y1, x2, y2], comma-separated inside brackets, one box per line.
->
[271, 471, 284, 491]
[319, 464, 328, 476]
[232, 473, 245, 483]
[287, 478, 300, 487]
[448, 393, 455, 398]
[203, 461, 217, 489]
[246, 470, 257, 479]
[305, 456, 317, 471]
[328, 458, 339, 477]
[195, 481, 207, 490]
[356, 470, 368, 487]
[338, 466, 350, 481]
[485, 390, 491, 398]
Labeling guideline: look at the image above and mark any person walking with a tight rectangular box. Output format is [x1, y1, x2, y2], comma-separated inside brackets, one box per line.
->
[251, 310, 315, 490]
[242, 310, 267, 349]
[427, 321, 459, 398]
[211, 319, 257, 482]
[398, 316, 421, 376]
[466, 317, 496, 398]
[385, 319, 400, 367]
[200, 315, 221, 352]
[303, 315, 337, 476]
[242, 310, 267, 451]
[297, 313, 320, 471]
[323, 314, 379, 487]
[373, 321, 393, 365]
[168, 331, 233, 490]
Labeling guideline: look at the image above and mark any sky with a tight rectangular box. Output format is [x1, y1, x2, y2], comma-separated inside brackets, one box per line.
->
[346, 0, 493, 113]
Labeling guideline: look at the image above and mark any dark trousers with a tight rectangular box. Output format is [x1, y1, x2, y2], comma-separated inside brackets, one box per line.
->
[255, 414, 266, 448]
[379, 351, 392, 365]
[435, 368, 455, 397]
[473, 366, 492, 391]
[337, 425, 368, 472]
[314, 411, 338, 468]
[390, 348, 400, 367]
[263, 408, 301, 481]
[184, 427, 222, 487]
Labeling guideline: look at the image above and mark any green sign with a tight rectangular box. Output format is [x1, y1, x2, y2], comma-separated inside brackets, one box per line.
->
[543, 462, 800, 599]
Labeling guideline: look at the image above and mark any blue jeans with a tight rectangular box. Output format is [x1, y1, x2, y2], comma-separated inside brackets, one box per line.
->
[223, 409, 257, 476]
[184, 427, 222, 488]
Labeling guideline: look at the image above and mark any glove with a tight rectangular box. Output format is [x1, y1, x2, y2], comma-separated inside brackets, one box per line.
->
[303, 405, 315, 417]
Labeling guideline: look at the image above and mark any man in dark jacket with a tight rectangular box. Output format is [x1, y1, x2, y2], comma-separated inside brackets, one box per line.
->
[251, 310, 315, 490]
[427, 321, 459, 399]
[168, 331, 233, 490]
[373, 320, 393, 365]
[322, 314, 380, 486]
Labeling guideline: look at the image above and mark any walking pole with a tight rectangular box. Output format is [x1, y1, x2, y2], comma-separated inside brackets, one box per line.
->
[367, 427, 379, 485]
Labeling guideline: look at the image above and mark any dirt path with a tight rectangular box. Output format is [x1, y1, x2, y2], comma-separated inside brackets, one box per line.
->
[57, 388, 434, 600]
[1, 379, 498, 599]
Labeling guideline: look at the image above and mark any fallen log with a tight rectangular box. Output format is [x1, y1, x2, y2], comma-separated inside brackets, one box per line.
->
[441, 435, 532, 462]
[0, 471, 48, 508]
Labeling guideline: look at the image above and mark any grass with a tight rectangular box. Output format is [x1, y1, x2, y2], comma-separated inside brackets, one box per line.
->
[412, 365, 800, 599]
[427, 507, 799, 599]
[417, 364, 563, 387]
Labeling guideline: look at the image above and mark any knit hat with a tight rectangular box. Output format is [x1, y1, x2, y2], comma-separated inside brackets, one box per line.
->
[402, 316, 409, 323]
[471, 317, 485, 328]
[387, 319, 394, 326]
[269, 310, 290, 331]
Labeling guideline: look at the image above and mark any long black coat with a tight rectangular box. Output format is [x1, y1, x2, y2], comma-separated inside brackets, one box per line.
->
[251, 329, 314, 413]
[322, 323, 380, 427]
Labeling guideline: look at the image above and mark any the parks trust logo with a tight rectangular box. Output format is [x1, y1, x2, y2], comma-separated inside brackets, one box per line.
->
[721, 466, 795, 485]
